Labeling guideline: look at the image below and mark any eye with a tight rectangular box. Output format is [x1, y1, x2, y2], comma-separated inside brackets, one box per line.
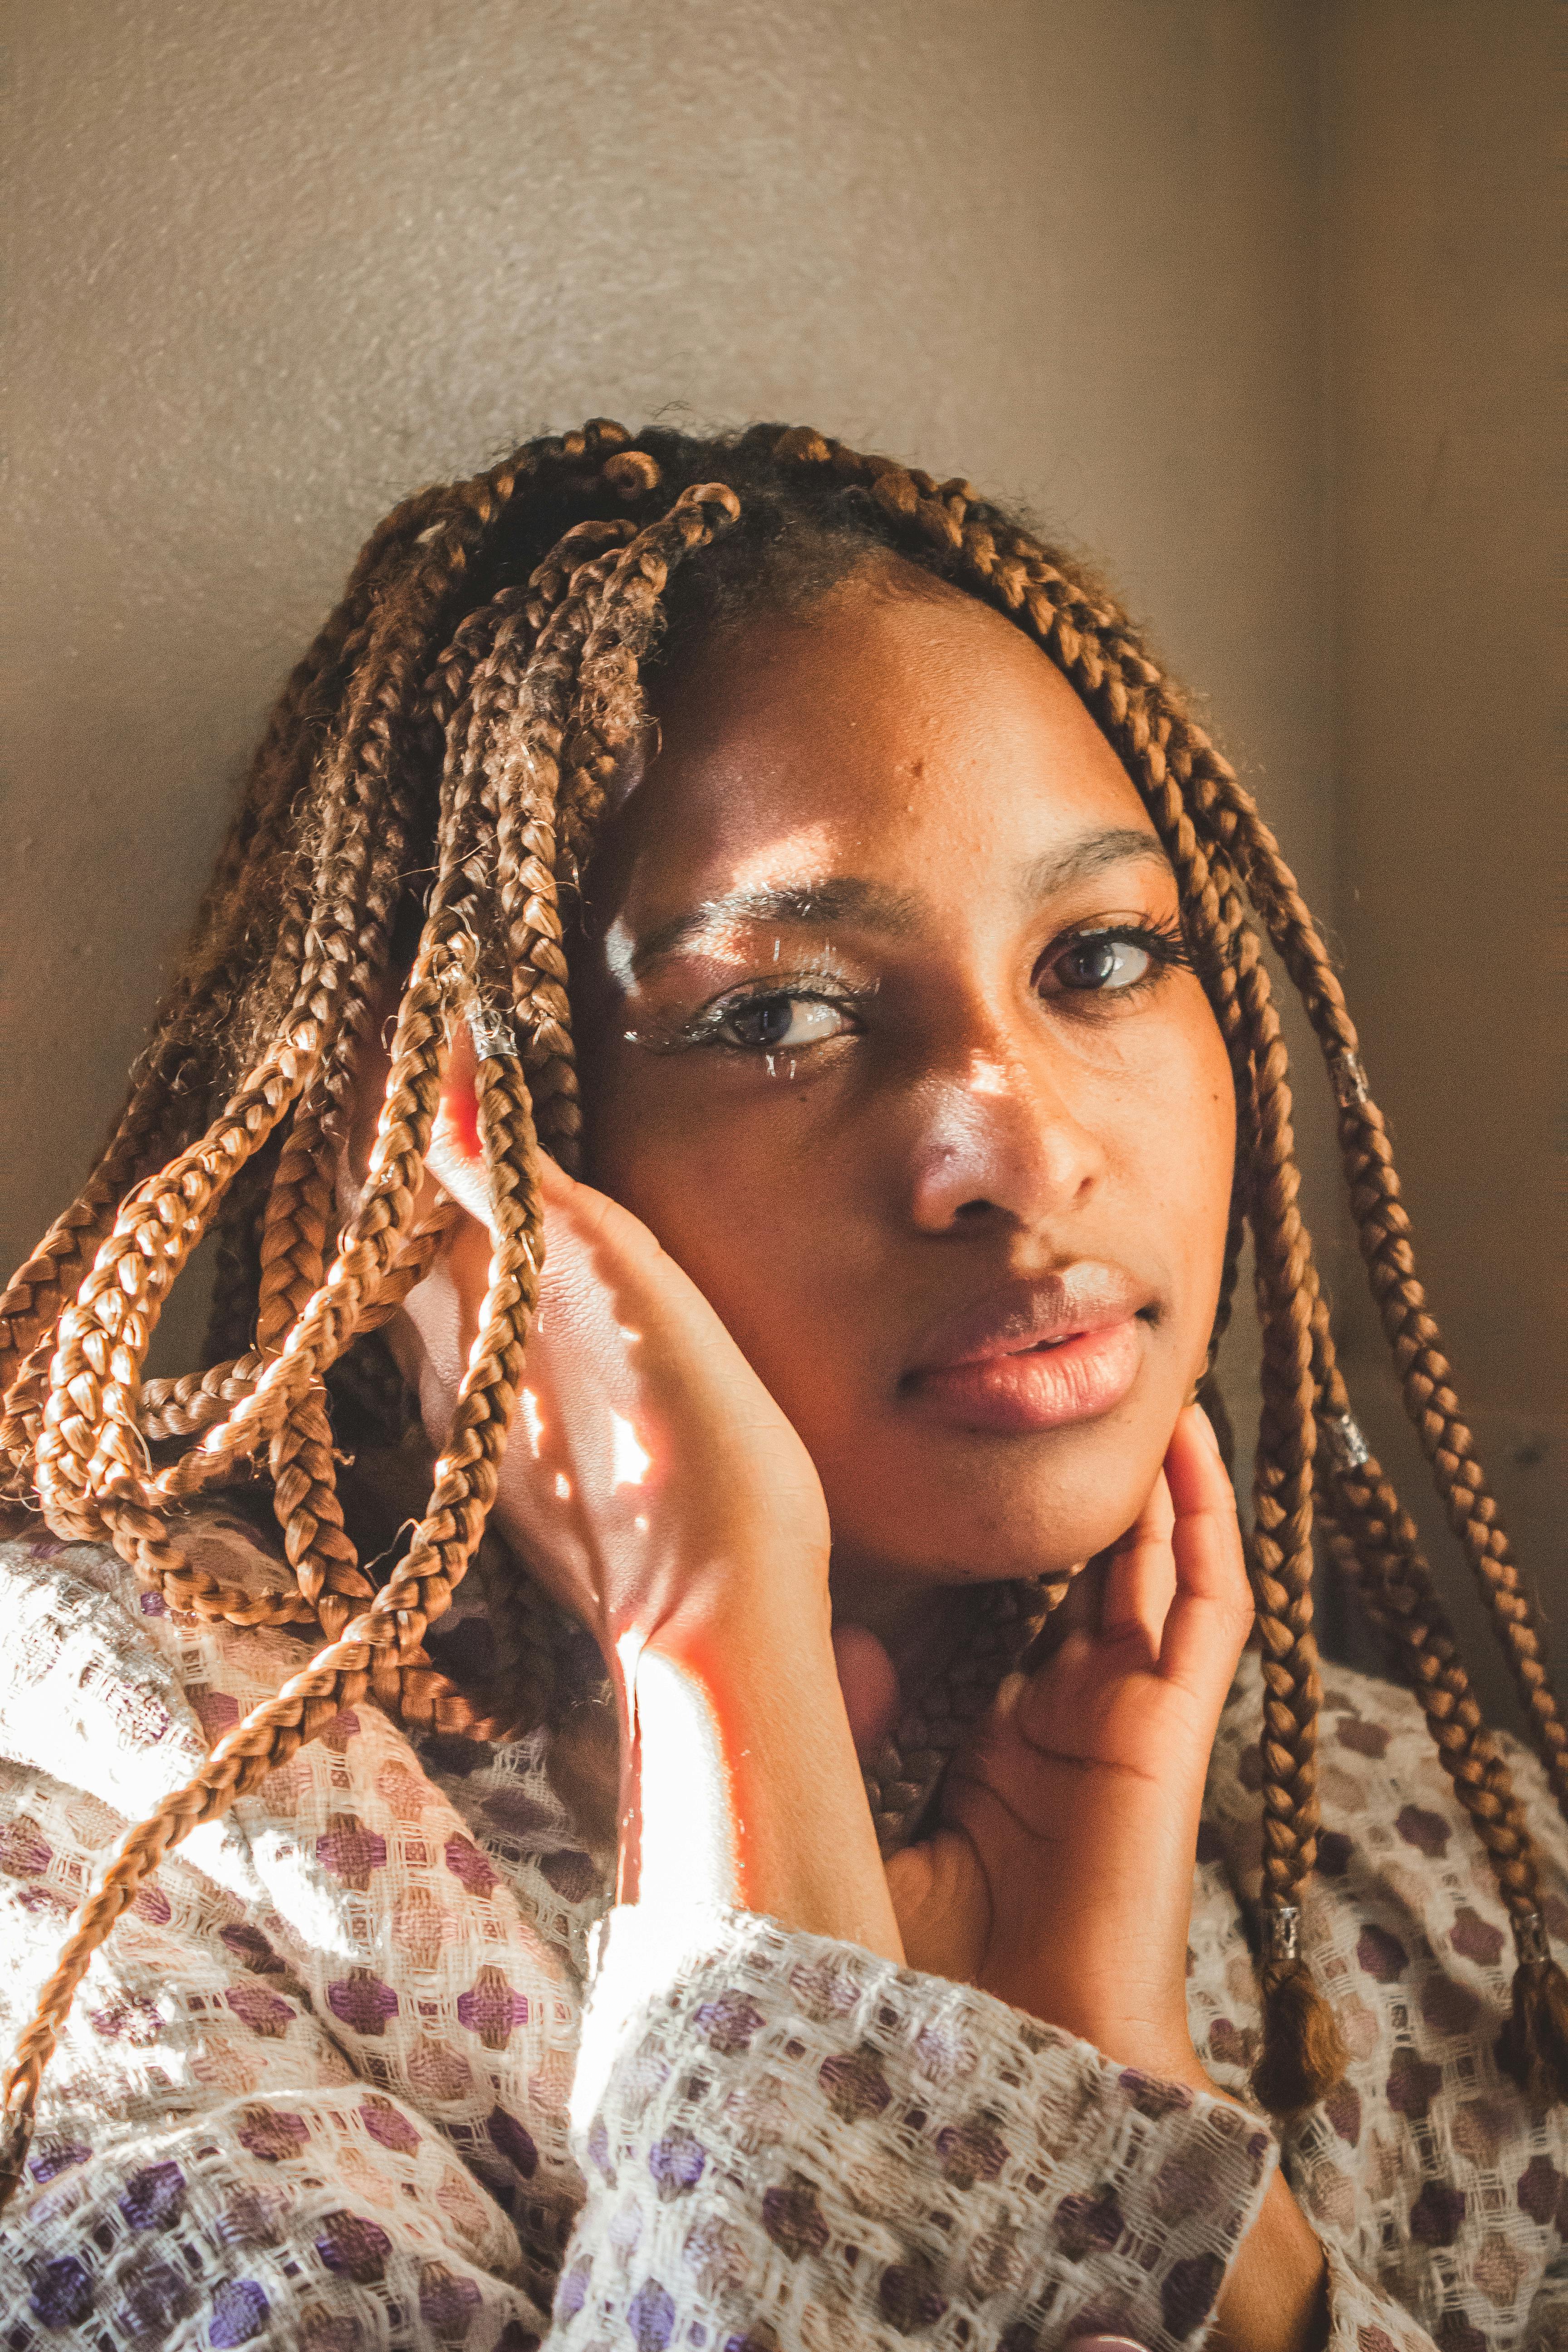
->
[1044, 932, 1157, 995]
[719, 994, 854, 1050]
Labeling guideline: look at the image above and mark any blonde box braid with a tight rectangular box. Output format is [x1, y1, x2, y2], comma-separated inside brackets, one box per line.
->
[2, 423, 1564, 2207]
[1307, 1399, 1568, 2102]
[1202, 784, 1568, 1814]
[0, 452, 528, 1482]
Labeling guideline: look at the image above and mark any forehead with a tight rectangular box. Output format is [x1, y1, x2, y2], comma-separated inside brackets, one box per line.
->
[599, 577, 1156, 915]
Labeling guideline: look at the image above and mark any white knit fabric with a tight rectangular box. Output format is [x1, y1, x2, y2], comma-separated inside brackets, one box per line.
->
[0, 1510, 1564, 2348]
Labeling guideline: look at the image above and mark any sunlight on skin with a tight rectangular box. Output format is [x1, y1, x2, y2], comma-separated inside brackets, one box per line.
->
[601, 819, 843, 991]
[614, 1631, 736, 1907]
[610, 1412, 653, 1491]
[583, 593, 1237, 1598]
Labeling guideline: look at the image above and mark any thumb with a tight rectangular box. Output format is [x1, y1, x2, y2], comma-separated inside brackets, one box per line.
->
[832, 1625, 898, 1762]
[884, 1828, 989, 1982]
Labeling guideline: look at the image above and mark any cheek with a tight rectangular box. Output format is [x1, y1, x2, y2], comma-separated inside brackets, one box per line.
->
[585, 1051, 900, 1490]
[588, 1054, 840, 1364]
[1130, 1012, 1236, 1330]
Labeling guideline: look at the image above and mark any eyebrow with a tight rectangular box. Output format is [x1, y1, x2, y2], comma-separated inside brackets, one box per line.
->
[631, 877, 920, 974]
[629, 824, 1171, 976]
[1021, 825, 1171, 899]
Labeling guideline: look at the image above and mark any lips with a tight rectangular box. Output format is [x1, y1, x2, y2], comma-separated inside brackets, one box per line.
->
[899, 1269, 1152, 1436]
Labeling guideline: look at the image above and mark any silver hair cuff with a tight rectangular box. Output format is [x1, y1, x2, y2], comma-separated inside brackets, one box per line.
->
[1319, 1411, 1372, 1477]
[468, 1004, 519, 1063]
[1330, 1050, 1370, 1110]
[1261, 1905, 1301, 1965]
[1516, 1911, 1553, 1967]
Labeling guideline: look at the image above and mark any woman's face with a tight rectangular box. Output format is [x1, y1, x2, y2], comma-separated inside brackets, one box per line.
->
[578, 569, 1235, 1590]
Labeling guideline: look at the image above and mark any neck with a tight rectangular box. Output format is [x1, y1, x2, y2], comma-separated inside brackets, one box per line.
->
[828, 1558, 986, 1691]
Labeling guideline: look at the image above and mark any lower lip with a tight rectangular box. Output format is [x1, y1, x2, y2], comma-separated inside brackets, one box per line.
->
[901, 1318, 1144, 1435]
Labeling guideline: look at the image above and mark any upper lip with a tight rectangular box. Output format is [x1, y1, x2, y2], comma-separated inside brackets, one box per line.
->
[902, 1266, 1153, 1379]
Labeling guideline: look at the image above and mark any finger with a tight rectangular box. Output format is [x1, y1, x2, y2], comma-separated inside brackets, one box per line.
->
[884, 1830, 990, 1983]
[832, 1624, 899, 1762]
[1157, 1405, 1254, 1702]
[534, 1145, 670, 1279]
[1012, 1491, 1174, 1752]
[429, 1034, 629, 1259]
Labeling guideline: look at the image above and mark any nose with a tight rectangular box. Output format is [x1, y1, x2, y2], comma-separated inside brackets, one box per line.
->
[903, 1028, 1108, 1236]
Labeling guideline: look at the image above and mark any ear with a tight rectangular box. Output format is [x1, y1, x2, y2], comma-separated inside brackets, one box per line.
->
[343, 977, 406, 1202]
[425, 1015, 491, 1229]
[342, 982, 487, 1243]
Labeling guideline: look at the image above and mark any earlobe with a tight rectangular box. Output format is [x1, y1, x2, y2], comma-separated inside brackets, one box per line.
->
[427, 1094, 488, 1230]
[425, 1021, 490, 1226]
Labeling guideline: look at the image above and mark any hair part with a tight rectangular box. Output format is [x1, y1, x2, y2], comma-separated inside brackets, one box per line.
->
[1, 416, 1564, 2205]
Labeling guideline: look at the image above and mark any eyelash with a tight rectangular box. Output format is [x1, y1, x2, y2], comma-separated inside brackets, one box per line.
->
[1035, 916, 1194, 998]
[629, 967, 868, 1058]
[632, 919, 1195, 1061]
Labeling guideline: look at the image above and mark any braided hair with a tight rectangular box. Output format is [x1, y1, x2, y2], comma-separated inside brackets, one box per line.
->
[1, 418, 1563, 2205]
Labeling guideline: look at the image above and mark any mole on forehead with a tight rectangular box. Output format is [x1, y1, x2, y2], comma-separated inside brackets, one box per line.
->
[623, 827, 1169, 981]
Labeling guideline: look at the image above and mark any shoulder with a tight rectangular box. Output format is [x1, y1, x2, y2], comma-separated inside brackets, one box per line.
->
[1208, 1645, 1568, 1937]
[0, 1508, 315, 1802]
[1200, 1648, 1568, 2335]
[0, 1506, 612, 1972]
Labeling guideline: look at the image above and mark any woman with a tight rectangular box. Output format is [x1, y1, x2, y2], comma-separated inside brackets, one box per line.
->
[0, 421, 1562, 2349]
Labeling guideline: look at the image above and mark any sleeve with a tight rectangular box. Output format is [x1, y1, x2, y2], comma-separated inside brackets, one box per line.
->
[0, 1526, 564, 2346]
[0, 1764, 553, 2346]
[0, 1530, 1465, 2349]
[1197, 1655, 1568, 2344]
[552, 1902, 1278, 2351]
[5, 1856, 1457, 2352]
[1320, 2244, 1441, 2351]
[1522, 2249, 1568, 2352]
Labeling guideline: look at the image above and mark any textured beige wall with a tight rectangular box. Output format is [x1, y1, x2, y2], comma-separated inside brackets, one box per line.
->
[0, 0, 1333, 1303]
[1316, 0, 1564, 1717]
[0, 3, 1554, 1711]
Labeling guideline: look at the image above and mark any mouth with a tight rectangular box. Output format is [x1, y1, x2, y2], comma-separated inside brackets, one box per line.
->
[898, 1270, 1154, 1436]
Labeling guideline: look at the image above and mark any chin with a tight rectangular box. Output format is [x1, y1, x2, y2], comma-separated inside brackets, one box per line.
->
[818, 1415, 1172, 1585]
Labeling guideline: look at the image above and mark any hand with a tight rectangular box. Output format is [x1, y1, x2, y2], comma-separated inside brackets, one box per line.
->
[402, 1040, 902, 1958]
[883, 1405, 1253, 2082]
[872, 1414, 1329, 2349]
[413, 1044, 832, 1659]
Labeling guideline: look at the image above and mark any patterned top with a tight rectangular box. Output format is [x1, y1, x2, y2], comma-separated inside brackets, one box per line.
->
[0, 1509, 1565, 2350]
